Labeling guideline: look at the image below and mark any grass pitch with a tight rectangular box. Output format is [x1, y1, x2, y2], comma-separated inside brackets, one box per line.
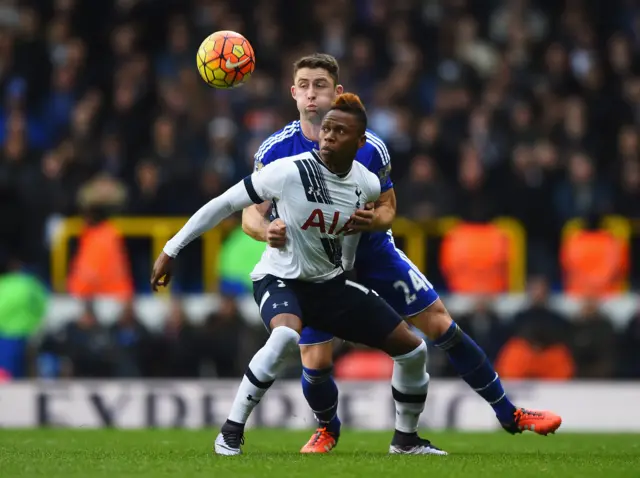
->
[1, 429, 639, 478]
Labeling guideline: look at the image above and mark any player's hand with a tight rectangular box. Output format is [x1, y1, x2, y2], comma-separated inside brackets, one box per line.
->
[345, 202, 376, 235]
[267, 218, 287, 248]
[150, 252, 174, 291]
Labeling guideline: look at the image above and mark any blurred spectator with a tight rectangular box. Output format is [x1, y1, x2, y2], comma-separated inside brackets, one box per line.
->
[554, 152, 612, 224]
[0, 175, 29, 261]
[396, 153, 453, 220]
[0, 248, 47, 378]
[56, 302, 114, 378]
[614, 159, 640, 218]
[619, 306, 640, 378]
[66, 175, 134, 299]
[571, 299, 617, 379]
[128, 159, 172, 215]
[157, 298, 200, 377]
[503, 142, 557, 275]
[495, 276, 575, 380]
[440, 222, 510, 294]
[455, 297, 506, 363]
[560, 214, 629, 297]
[453, 145, 499, 222]
[200, 294, 261, 377]
[455, 15, 499, 80]
[218, 226, 268, 295]
[109, 300, 154, 377]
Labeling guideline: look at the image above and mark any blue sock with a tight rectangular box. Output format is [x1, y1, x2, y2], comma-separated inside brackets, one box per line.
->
[434, 322, 516, 423]
[301, 366, 341, 435]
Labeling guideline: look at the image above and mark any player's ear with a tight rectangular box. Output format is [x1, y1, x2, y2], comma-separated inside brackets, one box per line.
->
[335, 84, 344, 95]
[291, 85, 296, 99]
[357, 133, 366, 149]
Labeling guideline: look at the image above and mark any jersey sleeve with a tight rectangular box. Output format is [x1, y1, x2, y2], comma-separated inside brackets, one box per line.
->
[366, 134, 393, 192]
[364, 169, 382, 204]
[246, 160, 289, 202]
[163, 178, 262, 257]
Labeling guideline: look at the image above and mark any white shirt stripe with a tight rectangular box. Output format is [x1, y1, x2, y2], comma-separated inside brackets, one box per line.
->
[365, 131, 391, 166]
[255, 121, 300, 162]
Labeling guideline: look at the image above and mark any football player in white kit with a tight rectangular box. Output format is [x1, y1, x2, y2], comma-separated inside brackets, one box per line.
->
[151, 94, 433, 455]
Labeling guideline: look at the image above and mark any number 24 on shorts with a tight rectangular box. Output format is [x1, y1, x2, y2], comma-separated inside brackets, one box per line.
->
[394, 269, 433, 305]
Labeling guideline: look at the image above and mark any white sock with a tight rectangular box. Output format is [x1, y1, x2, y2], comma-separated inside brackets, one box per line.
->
[391, 340, 429, 433]
[227, 326, 300, 425]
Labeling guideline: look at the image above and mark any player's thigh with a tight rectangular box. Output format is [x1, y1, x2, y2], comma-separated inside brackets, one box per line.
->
[358, 252, 439, 318]
[252, 275, 304, 332]
[380, 320, 425, 358]
[323, 280, 406, 351]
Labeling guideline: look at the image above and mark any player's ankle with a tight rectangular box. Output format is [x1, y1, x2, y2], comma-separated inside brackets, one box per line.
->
[223, 419, 245, 431]
[493, 399, 517, 424]
[392, 429, 419, 445]
[325, 416, 341, 435]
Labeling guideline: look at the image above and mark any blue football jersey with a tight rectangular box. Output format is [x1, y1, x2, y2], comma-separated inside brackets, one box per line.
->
[254, 120, 394, 265]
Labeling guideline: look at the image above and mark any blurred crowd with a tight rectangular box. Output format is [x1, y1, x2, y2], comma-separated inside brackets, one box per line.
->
[1, 0, 640, 284]
[36, 296, 267, 379]
[27, 276, 640, 380]
[2, 0, 640, 379]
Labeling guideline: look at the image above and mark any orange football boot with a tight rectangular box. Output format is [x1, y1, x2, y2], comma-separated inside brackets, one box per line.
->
[300, 427, 339, 453]
[502, 408, 562, 436]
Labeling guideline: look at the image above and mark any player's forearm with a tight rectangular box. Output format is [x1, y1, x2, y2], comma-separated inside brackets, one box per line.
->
[164, 181, 254, 257]
[372, 204, 396, 230]
[241, 206, 270, 243]
[342, 233, 362, 271]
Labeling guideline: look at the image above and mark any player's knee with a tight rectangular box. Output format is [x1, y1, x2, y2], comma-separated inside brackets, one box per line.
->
[393, 339, 429, 385]
[394, 338, 427, 363]
[381, 322, 424, 357]
[300, 342, 334, 369]
[408, 299, 453, 340]
[270, 313, 303, 333]
[268, 324, 301, 355]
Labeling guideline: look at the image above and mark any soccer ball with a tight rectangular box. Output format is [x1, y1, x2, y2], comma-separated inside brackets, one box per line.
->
[196, 30, 255, 89]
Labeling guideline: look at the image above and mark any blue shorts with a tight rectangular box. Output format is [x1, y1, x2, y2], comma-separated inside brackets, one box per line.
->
[299, 247, 439, 345]
[253, 274, 403, 349]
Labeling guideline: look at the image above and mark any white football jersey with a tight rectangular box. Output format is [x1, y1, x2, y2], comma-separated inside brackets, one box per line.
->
[247, 150, 381, 282]
[163, 150, 381, 283]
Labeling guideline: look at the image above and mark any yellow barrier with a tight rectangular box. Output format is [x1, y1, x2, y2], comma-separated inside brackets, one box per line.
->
[50, 217, 237, 293]
[51, 216, 527, 293]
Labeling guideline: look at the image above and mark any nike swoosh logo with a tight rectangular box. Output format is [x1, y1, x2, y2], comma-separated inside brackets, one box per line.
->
[226, 57, 249, 69]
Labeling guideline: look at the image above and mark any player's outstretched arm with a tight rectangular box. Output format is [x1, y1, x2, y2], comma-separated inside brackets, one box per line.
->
[151, 179, 260, 290]
[163, 180, 258, 258]
[151, 162, 287, 290]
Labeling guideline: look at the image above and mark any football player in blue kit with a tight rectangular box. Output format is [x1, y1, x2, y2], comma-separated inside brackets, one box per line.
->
[243, 54, 562, 454]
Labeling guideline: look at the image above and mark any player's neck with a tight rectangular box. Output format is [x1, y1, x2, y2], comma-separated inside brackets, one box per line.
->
[300, 119, 321, 143]
[319, 155, 353, 177]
